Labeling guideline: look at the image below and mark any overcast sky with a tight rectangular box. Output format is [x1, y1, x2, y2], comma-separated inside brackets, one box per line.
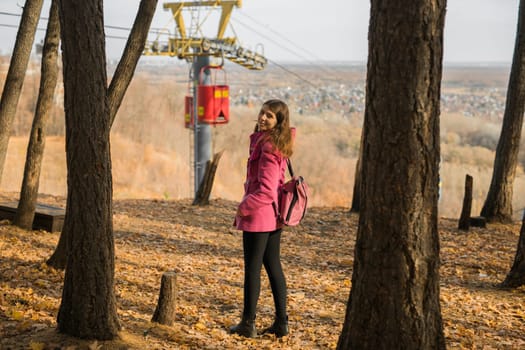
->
[0, 0, 520, 64]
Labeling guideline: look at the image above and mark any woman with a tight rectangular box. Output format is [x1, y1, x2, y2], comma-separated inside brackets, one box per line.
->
[230, 99, 294, 338]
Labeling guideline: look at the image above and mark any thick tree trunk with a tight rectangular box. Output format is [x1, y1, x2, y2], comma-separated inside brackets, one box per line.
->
[480, 0, 525, 223]
[0, 0, 44, 184]
[56, 0, 120, 339]
[501, 211, 525, 288]
[337, 1, 446, 349]
[152, 272, 178, 325]
[47, 0, 157, 269]
[14, 0, 60, 230]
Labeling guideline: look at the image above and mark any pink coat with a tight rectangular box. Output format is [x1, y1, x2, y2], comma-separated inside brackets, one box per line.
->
[234, 131, 287, 232]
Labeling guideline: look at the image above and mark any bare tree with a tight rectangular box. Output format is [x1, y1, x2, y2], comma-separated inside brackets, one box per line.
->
[47, 0, 157, 270]
[0, 0, 44, 184]
[14, 0, 60, 230]
[480, 0, 525, 223]
[337, 1, 446, 349]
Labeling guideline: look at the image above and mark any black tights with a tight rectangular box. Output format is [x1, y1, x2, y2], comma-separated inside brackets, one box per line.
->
[242, 229, 287, 321]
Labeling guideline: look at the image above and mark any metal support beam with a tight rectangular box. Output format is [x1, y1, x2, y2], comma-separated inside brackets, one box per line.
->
[192, 55, 212, 197]
[164, 0, 242, 40]
[144, 0, 266, 69]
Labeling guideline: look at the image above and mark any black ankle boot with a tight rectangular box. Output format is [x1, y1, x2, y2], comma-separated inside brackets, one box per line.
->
[230, 317, 257, 338]
[262, 316, 288, 337]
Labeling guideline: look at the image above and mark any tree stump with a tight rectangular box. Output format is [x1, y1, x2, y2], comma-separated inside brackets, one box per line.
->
[151, 272, 177, 325]
[458, 174, 473, 231]
[193, 150, 224, 206]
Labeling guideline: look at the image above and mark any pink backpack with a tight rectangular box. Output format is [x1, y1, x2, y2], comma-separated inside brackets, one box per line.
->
[279, 159, 308, 226]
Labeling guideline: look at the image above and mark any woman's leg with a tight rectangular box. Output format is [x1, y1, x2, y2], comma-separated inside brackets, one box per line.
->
[262, 229, 287, 320]
[242, 231, 270, 320]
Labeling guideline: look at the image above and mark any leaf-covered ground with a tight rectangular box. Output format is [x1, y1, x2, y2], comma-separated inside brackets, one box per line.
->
[1, 193, 525, 349]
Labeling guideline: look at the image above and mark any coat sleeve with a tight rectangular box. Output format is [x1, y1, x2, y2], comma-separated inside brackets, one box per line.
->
[238, 143, 281, 216]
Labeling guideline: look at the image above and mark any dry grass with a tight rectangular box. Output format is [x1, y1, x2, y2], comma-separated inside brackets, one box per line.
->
[3, 60, 525, 219]
[3, 117, 525, 219]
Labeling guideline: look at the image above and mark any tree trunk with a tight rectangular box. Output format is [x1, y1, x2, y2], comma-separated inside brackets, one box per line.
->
[501, 211, 525, 288]
[47, 0, 157, 270]
[56, 0, 120, 339]
[0, 0, 44, 184]
[14, 0, 60, 230]
[337, 1, 446, 349]
[109, 0, 158, 126]
[480, 0, 525, 223]
[46, 223, 67, 268]
[152, 272, 178, 325]
[458, 174, 473, 231]
[349, 159, 361, 213]
[350, 126, 364, 213]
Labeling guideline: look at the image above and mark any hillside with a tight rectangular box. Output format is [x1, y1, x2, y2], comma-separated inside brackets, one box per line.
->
[1, 192, 525, 349]
[2, 62, 525, 219]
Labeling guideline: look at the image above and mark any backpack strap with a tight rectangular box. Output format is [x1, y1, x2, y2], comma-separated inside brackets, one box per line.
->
[286, 158, 295, 177]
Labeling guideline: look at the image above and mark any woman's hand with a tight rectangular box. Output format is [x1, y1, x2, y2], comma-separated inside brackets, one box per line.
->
[236, 207, 246, 218]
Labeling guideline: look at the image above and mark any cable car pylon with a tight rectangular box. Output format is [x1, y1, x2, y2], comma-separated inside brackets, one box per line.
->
[143, 0, 267, 201]
[144, 1, 267, 70]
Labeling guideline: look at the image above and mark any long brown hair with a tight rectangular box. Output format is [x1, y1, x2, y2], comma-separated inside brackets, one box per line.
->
[255, 99, 294, 158]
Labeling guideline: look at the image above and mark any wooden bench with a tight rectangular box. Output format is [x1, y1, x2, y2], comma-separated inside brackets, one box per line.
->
[0, 202, 65, 232]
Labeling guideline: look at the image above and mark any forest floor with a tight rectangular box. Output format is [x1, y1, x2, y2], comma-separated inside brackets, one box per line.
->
[1, 192, 525, 350]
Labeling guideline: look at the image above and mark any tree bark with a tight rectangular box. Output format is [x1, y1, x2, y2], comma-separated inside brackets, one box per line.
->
[349, 135, 362, 213]
[480, 0, 525, 223]
[152, 272, 178, 325]
[47, 0, 157, 270]
[501, 211, 525, 288]
[458, 174, 473, 231]
[56, 0, 120, 339]
[337, 1, 446, 349]
[0, 0, 44, 184]
[46, 223, 67, 268]
[14, 0, 60, 230]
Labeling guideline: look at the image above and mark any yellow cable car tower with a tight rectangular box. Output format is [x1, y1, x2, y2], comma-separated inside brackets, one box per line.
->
[144, 1, 267, 70]
[143, 1, 267, 199]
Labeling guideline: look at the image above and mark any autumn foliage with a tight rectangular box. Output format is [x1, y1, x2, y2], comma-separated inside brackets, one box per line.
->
[1, 193, 525, 348]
